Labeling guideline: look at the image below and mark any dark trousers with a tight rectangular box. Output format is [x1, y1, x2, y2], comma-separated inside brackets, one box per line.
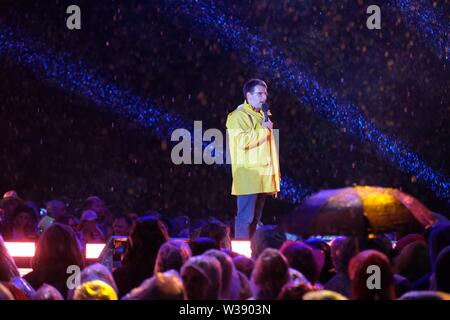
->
[235, 193, 267, 240]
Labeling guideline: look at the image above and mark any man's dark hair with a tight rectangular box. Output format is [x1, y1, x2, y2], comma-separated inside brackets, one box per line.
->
[243, 79, 267, 98]
[189, 237, 219, 256]
[13, 205, 38, 224]
[199, 219, 228, 247]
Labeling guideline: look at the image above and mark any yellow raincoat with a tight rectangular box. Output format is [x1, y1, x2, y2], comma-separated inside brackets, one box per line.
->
[226, 101, 281, 195]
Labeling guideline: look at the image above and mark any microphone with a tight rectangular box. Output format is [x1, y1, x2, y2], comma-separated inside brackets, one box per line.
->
[261, 103, 269, 122]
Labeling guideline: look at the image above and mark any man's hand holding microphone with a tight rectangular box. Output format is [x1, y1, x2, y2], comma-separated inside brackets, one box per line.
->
[261, 103, 273, 131]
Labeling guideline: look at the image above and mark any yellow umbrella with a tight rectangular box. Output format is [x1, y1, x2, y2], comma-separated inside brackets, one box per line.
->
[287, 186, 437, 237]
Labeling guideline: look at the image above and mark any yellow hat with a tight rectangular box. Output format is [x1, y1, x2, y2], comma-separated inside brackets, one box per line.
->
[73, 280, 118, 300]
[303, 290, 348, 300]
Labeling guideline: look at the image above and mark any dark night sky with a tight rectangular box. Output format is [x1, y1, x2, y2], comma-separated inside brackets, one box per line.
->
[0, 0, 448, 220]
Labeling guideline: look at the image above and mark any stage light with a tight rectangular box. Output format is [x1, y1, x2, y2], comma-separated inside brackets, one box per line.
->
[85, 243, 106, 259]
[231, 240, 251, 258]
[4, 242, 36, 258]
[18, 268, 33, 277]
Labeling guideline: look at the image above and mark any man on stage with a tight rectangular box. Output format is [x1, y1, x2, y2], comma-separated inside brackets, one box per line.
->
[226, 79, 281, 240]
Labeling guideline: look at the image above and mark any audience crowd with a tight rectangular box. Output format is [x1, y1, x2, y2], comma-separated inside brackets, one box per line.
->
[0, 190, 449, 300]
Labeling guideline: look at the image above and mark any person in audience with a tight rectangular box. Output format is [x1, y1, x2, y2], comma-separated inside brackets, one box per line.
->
[232, 255, 255, 280]
[431, 245, 450, 293]
[127, 213, 140, 225]
[181, 255, 222, 300]
[302, 289, 348, 300]
[394, 240, 430, 284]
[122, 270, 186, 300]
[189, 219, 208, 240]
[305, 239, 335, 283]
[154, 239, 192, 274]
[189, 237, 219, 256]
[45, 200, 67, 220]
[23, 223, 85, 298]
[277, 278, 314, 300]
[3, 205, 39, 241]
[236, 270, 253, 300]
[200, 218, 232, 250]
[428, 224, 450, 267]
[54, 214, 80, 235]
[84, 195, 113, 236]
[81, 263, 118, 294]
[251, 248, 290, 300]
[77, 210, 105, 245]
[73, 280, 118, 300]
[398, 290, 450, 300]
[113, 216, 169, 298]
[203, 249, 240, 299]
[0, 191, 23, 234]
[112, 214, 133, 236]
[171, 215, 190, 238]
[414, 223, 450, 290]
[325, 236, 358, 298]
[66, 262, 118, 299]
[32, 284, 64, 300]
[1, 185, 450, 302]
[250, 225, 286, 259]
[348, 250, 395, 300]
[280, 241, 320, 285]
[394, 233, 426, 254]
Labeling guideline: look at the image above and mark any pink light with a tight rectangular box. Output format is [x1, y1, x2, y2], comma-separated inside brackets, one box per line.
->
[5, 241, 251, 260]
[4, 242, 36, 257]
[86, 243, 105, 259]
[231, 240, 251, 258]
[18, 268, 33, 277]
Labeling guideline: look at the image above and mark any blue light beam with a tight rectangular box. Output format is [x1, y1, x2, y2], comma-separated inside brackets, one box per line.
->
[0, 26, 187, 138]
[394, 0, 449, 61]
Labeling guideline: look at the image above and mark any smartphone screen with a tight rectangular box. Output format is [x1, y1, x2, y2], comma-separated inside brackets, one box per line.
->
[112, 236, 128, 269]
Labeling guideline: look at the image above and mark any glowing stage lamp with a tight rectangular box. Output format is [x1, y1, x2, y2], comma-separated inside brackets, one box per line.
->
[85, 243, 106, 259]
[231, 240, 251, 258]
[4, 242, 36, 258]
[18, 268, 33, 277]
